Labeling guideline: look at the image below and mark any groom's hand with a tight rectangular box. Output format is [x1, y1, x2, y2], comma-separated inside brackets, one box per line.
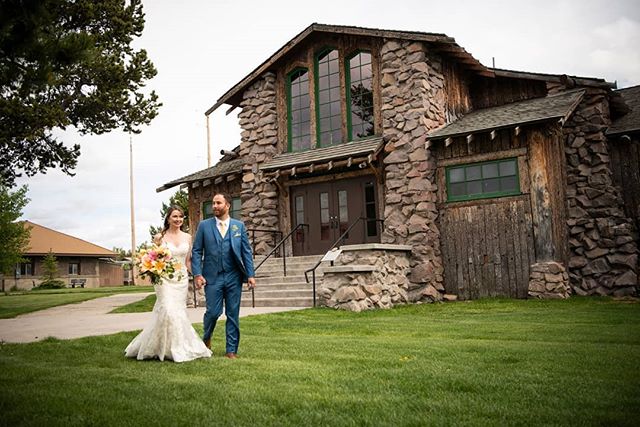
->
[194, 275, 206, 289]
[247, 277, 256, 289]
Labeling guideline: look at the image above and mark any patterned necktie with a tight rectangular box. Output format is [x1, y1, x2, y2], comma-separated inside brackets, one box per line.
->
[219, 221, 227, 238]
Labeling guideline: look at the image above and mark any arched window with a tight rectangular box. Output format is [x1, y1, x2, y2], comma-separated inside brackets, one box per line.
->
[287, 68, 311, 152]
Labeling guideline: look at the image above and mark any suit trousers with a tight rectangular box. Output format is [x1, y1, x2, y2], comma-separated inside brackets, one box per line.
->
[202, 269, 243, 353]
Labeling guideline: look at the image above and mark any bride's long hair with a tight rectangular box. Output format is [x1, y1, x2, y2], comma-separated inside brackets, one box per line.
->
[161, 206, 185, 238]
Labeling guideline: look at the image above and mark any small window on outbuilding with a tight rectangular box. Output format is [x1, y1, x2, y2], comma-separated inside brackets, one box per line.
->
[203, 201, 214, 220]
[446, 158, 520, 202]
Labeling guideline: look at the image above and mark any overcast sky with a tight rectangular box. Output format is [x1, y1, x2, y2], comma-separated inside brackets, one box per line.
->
[16, 0, 640, 251]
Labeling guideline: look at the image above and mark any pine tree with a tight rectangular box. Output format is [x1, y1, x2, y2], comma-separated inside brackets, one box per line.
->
[38, 250, 65, 289]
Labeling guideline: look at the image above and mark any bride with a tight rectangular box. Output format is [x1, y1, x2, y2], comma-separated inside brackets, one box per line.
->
[125, 206, 212, 362]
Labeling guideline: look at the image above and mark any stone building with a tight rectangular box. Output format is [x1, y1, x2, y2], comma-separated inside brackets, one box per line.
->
[160, 24, 639, 309]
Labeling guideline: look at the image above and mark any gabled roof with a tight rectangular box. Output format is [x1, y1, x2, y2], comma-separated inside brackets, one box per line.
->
[428, 89, 585, 140]
[22, 221, 115, 257]
[206, 23, 493, 115]
[607, 85, 640, 136]
[260, 137, 384, 172]
[156, 148, 243, 192]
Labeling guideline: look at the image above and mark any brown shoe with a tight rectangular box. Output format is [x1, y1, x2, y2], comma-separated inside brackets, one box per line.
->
[224, 352, 238, 359]
[203, 339, 211, 350]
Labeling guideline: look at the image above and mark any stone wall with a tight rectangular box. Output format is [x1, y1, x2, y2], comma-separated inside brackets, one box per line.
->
[528, 261, 571, 299]
[318, 244, 415, 311]
[238, 72, 280, 255]
[379, 39, 446, 302]
[560, 87, 639, 296]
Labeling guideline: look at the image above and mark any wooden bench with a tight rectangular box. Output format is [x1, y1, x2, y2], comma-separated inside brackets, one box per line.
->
[69, 278, 86, 288]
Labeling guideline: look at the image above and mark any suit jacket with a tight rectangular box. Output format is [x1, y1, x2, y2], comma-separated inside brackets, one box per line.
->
[191, 218, 255, 283]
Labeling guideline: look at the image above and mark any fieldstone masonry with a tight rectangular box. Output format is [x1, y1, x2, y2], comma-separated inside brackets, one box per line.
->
[238, 72, 280, 255]
[558, 86, 639, 296]
[528, 262, 571, 299]
[318, 244, 418, 311]
[380, 39, 446, 301]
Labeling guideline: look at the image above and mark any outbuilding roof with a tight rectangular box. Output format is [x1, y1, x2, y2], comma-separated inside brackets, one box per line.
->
[23, 221, 115, 257]
[607, 85, 640, 136]
[428, 89, 585, 141]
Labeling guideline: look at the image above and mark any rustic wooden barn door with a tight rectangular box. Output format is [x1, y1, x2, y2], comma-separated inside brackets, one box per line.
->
[439, 197, 535, 299]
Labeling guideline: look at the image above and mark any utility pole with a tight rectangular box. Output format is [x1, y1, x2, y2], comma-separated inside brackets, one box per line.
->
[129, 133, 136, 285]
[206, 114, 212, 167]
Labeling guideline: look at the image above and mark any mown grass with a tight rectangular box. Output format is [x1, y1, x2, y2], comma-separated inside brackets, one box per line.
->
[110, 294, 157, 313]
[0, 297, 639, 426]
[0, 286, 154, 318]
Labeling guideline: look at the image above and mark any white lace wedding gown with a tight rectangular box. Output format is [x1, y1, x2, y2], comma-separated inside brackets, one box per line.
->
[124, 241, 212, 362]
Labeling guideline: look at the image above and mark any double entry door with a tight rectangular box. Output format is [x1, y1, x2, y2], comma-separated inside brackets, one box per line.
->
[290, 175, 379, 256]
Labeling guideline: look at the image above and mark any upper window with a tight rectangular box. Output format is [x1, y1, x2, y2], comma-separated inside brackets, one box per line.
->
[286, 46, 376, 153]
[446, 158, 520, 202]
[347, 51, 374, 140]
[315, 49, 342, 147]
[287, 68, 311, 152]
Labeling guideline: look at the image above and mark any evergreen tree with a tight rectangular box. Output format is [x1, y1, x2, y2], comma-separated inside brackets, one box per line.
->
[0, 0, 161, 186]
[37, 250, 65, 289]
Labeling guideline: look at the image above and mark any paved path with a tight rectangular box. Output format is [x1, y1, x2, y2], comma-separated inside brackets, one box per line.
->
[0, 292, 306, 344]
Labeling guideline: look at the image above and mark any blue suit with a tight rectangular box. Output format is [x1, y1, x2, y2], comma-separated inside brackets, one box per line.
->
[191, 218, 255, 354]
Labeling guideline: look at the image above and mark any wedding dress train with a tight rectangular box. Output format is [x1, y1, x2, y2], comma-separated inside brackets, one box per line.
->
[124, 241, 211, 362]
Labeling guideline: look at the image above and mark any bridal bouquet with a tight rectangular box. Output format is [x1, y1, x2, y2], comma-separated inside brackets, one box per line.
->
[135, 244, 183, 285]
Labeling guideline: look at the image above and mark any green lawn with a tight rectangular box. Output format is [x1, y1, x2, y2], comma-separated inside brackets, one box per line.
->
[0, 286, 154, 318]
[0, 298, 639, 426]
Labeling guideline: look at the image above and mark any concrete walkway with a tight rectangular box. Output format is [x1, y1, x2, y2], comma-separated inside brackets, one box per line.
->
[0, 292, 306, 344]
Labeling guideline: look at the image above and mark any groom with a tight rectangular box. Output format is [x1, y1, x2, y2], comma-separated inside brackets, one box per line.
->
[192, 193, 256, 359]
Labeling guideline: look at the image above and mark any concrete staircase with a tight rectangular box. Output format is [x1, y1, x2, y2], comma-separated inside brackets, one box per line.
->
[241, 254, 323, 307]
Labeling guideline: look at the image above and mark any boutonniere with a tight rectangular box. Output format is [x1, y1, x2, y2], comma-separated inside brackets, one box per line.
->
[231, 224, 239, 232]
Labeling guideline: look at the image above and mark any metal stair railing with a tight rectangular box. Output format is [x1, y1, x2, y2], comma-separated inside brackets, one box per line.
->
[246, 228, 283, 257]
[304, 217, 384, 307]
[244, 224, 309, 308]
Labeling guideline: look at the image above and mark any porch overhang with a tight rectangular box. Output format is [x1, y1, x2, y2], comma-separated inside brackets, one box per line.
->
[156, 157, 244, 193]
[259, 137, 384, 177]
[426, 89, 585, 147]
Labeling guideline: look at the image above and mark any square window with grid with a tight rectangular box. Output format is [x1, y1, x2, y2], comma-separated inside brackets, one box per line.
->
[446, 158, 520, 201]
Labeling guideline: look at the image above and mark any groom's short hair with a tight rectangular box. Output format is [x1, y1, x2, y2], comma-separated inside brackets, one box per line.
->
[213, 192, 231, 205]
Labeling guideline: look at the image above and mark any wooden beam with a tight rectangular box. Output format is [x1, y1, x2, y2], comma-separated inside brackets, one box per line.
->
[214, 177, 223, 184]
[466, 134, 474, 144]
[226, 173, 237, 182]
[490, 130, 497, 140]
[328, 160, 333, 170]
[309, 163, 314, 173]
[191, 181, 200, 188]
[290, 166, 296, 176]
[445, 137, 453, 147]
[347, 157, 352, 167]
[425, 139, 432, 149]
[202, 179, 211, 187]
